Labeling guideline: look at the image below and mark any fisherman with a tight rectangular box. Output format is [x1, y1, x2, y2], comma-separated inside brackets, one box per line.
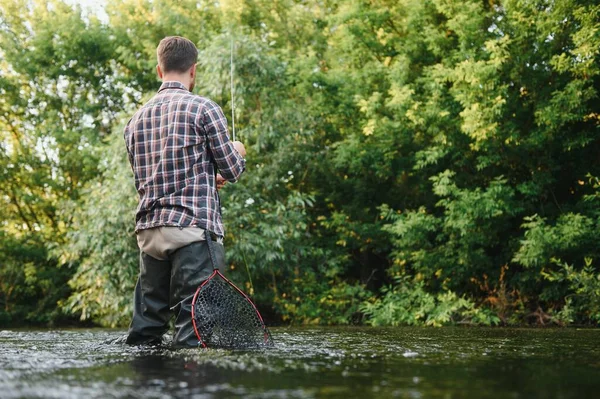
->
[123, 36, 246, 347]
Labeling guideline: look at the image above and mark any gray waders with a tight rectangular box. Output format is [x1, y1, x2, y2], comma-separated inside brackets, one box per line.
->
[125, 239, 226, 347]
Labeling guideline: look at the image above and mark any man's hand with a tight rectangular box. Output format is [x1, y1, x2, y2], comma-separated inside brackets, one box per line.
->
[232, 140, 246, 158]
[216, 173, 227, 190]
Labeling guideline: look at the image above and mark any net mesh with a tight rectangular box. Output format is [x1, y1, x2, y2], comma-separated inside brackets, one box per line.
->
[192, 273, 273, 349]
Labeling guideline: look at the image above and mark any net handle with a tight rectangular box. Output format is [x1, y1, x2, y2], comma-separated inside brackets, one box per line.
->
[203, 231, 265, 326]
[193, 230, 273, 348]
[205, 231, 219, 271]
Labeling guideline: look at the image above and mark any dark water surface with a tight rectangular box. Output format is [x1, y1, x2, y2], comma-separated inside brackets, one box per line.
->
[1, 327, 599, 398]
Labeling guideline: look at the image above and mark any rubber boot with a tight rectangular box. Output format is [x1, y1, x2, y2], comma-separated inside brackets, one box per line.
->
[169, 240, 226, 348]
[125, 252, 171, 345]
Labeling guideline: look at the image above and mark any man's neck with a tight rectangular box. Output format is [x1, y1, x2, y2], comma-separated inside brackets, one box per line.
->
[161, 75, 190, 91]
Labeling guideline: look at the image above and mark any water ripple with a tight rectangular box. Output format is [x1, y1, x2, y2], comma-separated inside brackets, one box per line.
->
[1, 327, 599, 398]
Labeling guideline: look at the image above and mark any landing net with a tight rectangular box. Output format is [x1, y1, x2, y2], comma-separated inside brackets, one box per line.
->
[192, 270, 273, 349]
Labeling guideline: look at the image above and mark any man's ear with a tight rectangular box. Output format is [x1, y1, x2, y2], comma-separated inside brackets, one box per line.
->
[190, 63, 197, 79]
[156, 64, 163, 79]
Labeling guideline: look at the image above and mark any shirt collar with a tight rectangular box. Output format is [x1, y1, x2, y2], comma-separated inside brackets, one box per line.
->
[158, 81, 189, 93]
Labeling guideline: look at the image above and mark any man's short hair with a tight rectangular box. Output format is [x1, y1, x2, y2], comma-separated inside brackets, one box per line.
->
[157, 36, 198, 73]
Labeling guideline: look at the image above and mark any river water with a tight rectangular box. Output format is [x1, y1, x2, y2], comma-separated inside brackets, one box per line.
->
[1, 327, 598, 398]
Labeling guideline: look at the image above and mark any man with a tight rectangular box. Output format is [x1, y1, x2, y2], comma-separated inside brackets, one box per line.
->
[123, 36, 246, 347]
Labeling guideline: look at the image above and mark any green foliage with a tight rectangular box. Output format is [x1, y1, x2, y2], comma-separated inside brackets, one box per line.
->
[0, 0, 128, 325]
[514, 214, 596, 270]
[0, 232, 72, 326]
[513, 210, 600, 323]
[274, 272, 367, 325]
[57, 133, 138, 327]
[1, 0, 600, 327]
[382, 173, 520, 295]
[542, 259, 600, 325]
[361, 276, 500, 327]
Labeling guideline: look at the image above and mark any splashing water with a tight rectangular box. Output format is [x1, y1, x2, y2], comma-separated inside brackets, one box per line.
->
[1, 327, 599, 398]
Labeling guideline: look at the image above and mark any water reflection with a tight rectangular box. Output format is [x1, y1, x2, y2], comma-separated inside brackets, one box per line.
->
[126, 354, 236, 397]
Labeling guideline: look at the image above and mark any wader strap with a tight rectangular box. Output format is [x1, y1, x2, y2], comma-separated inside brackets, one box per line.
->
[205, 230, 219, 271]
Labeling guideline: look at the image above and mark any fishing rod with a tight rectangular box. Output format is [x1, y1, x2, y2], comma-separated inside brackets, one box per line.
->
[229, 33, 254, 294]
[230, 36, 236, 142]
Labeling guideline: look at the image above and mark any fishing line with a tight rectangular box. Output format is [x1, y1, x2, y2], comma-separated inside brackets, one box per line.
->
[229, 32, 254, 295]
[230, 36, 236, 141]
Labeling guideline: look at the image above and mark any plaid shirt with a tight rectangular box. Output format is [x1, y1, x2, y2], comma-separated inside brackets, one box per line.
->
[124, 81, 245, 237]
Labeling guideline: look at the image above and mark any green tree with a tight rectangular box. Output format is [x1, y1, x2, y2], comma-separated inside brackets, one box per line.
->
[0, 0, 128, 325]
[2, 0, 599, 327]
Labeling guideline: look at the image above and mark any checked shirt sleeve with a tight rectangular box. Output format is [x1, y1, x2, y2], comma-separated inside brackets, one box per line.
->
[123, 121, 135, 174]
[201, 100, 246, 182]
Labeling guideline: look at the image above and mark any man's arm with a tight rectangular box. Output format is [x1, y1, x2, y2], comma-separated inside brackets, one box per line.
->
[216, 140, 246, 190]
[200, 100, 246, 182]
[123, 121, 135, 171]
